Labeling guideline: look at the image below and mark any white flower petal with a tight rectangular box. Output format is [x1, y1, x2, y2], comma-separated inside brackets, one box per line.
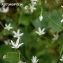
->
[18, 43, 23, 48]
[11, 40, 15, 46]
[15, 38, 20, 46]
[39, 15, 43, 21]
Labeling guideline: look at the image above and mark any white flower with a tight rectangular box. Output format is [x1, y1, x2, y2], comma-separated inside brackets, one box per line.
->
[61, 19, 63, 23]
[4, 23, 13, 31]
[39, 15, 43, 21]
[35, 27, 45, 36]
[13, 29, 24, 39]
[11, 38, 23, 49]
[61, 5, 63, 8]
[24, 5, 28, 10]
[30, 4, 36, 13]
[31, 56, 39, 63]
[62, 15, 63, 17]
[60, 55, 63, 61]
[52, 33, 59, 41]
[4, 40, 11, 45]
[3, 55, 7, 59]
[24, 5, 29, 13]
[0, 0, 9, 13]
[0, 6, 9, 13]
[18, 60, 26, 63]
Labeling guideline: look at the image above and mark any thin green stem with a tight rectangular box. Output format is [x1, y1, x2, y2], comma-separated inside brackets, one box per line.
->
[0, 21, 4, 28]
[56, 45, 63, 63]
[44, 12, 63, 30]
[18, 50, 21, 61]
[40, 4, 63, 30]
[18, 51, 29, 63]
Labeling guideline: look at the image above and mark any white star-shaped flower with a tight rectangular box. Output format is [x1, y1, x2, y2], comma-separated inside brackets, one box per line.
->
[61, 19, 63, 23]
[31, 56, 39, 63]
[39, 15, 43, 21]
[30, 4, 36, 13]
[4, 23, 13, 31]
[60, 55, 63, 62]
[13, 29, 24, 39]
[52, 33, 59, 41]
[11, 38, 23, 49]
[35, 27, 45, 36]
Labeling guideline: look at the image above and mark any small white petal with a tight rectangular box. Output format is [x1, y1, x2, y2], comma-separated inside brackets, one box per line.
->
[61, 5, 63, 8]
[4, 23, 13, 30]
[15, 38, 20, 46]
[19, 33, 24, 36]
[61, 19, 63, 23]
[39, 15, 43, 21]
[11, 40, 15, 46]
[13, 31, 16, 35]
[18, 43, 24, 48]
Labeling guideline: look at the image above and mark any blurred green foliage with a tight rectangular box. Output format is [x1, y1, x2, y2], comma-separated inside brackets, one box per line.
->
[0, 0, 63, 63]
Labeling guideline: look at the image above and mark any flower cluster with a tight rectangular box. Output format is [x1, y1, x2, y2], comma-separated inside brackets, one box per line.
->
[24, 0, 38, 13]
[4, 23, 24, 49]
[4, 23, 39, 63]
[2, 0, 63, 63]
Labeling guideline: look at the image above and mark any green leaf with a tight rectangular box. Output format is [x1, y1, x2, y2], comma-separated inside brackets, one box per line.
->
[5, 52, 19, 63]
